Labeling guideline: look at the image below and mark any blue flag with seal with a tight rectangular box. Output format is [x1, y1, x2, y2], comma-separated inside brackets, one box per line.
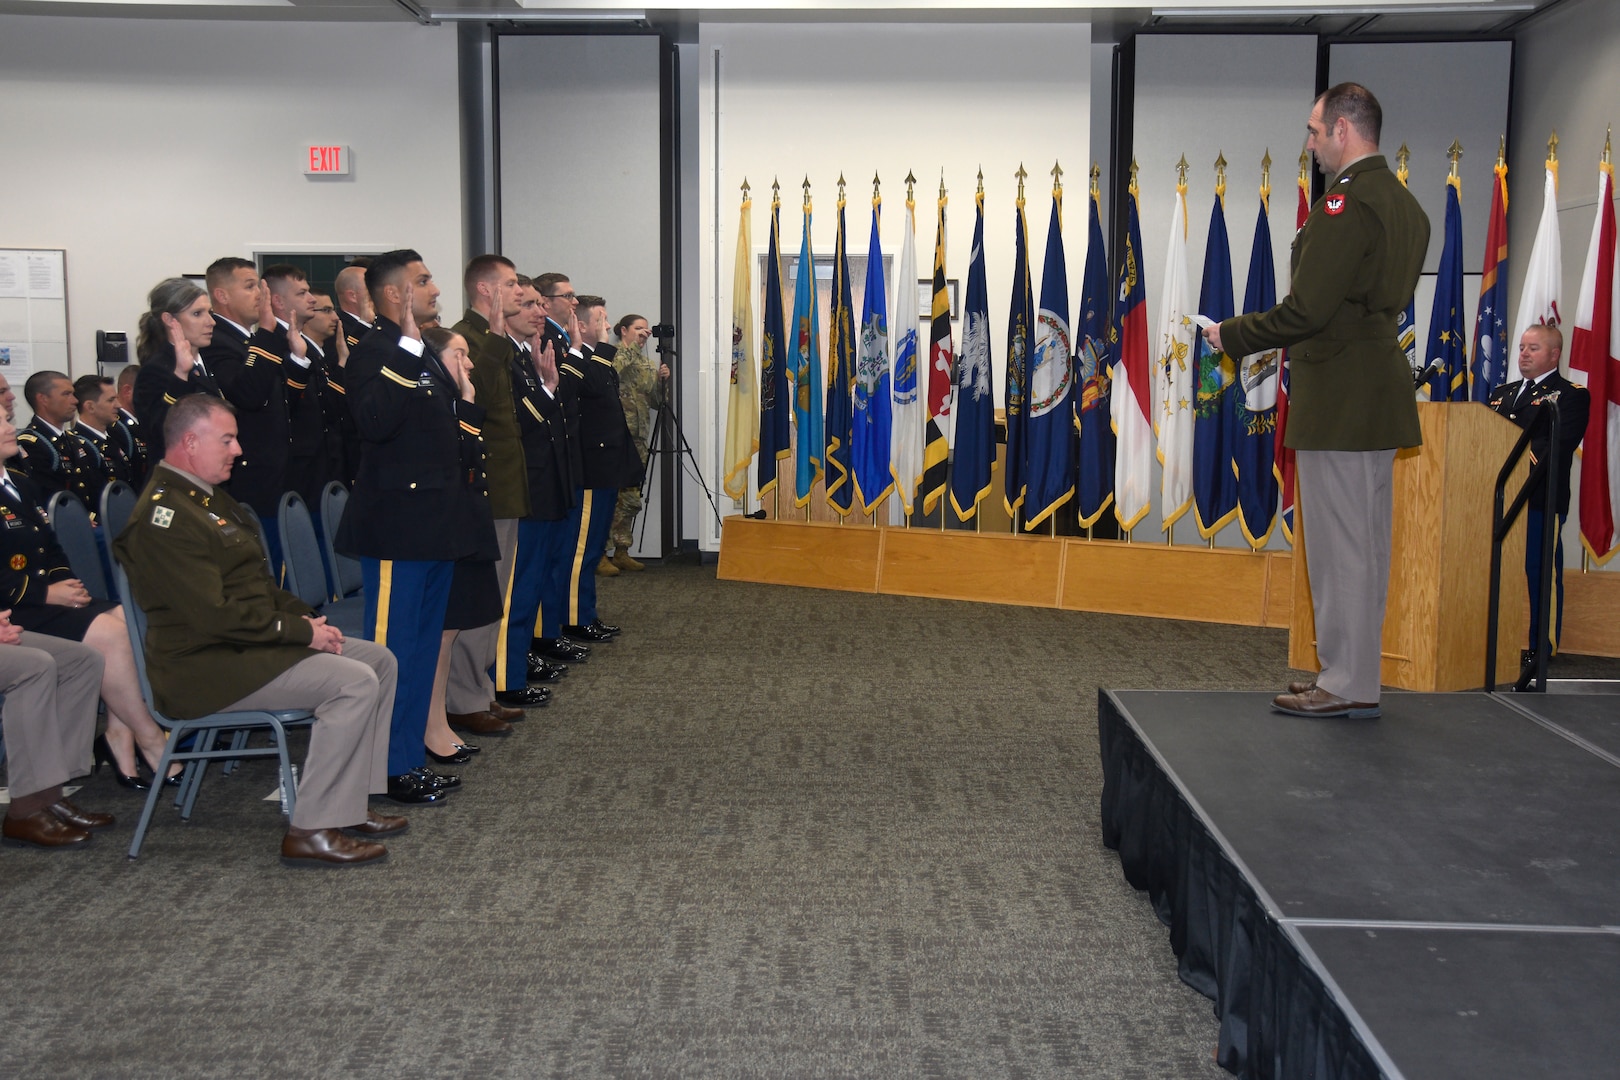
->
[757, 187, 791, 504]
[824, 187, 857, 514]
[1024, 171, 1075, 530]
[1191, 177, 1238, 538]
[1234, 187, 1280, 548]
[1422, 169, 1467, 401]
[790, 188, 823, 508]
[853, 191, 893, 515]
[950, 184, 994, 521]
[1004, 178, 1034, 520]
[1075, 172, 1114, 529]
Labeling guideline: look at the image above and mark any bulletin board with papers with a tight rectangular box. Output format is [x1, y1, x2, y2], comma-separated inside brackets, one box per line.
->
[0, 249, 70, 388]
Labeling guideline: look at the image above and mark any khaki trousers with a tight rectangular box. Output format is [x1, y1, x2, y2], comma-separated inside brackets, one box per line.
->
[0, 632, 103, 799]
[446, 517, 518, 714]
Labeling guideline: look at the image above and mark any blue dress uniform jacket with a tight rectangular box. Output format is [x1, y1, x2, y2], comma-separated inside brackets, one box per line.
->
[115, 408, 150, 491]
[132, 345, 224, 465]
[1487, 371, 1590, 517]
[285, 337, 344, 505]
[202, 314, 296, 517]
[511, 345, 574, 522]
[334, 317, 487, 562]
[68, 423, 130, 514]
[14, 417, 96, 503]
[1220, 155, 1429, 452]
[560, 340, 644, 490]
[0, 471, 77, 608]
[113, 463, 318, 720]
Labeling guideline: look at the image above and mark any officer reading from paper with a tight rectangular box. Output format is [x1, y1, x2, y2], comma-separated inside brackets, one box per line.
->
[1203, 82, 1429, 720]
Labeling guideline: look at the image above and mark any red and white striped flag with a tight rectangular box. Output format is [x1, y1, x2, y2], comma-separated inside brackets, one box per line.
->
[1570, 158, 1620, 561]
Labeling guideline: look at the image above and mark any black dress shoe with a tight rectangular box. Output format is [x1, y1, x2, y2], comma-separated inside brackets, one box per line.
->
[93, 734, 149, 792]
[427, 746, 474, 765]
[379, 772, 449, 805]
[533, 637, 589, 663]
[416, 766, 460, 790]
[590, 619, 621, 636]
[494, 685, 552, 708]
[563, 623, 614, 643]
[527, 654, 567, 682]
[454, 742, 481, 755]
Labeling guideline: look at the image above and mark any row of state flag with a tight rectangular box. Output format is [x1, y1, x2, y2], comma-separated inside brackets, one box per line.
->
[719, 139, 1620, 563]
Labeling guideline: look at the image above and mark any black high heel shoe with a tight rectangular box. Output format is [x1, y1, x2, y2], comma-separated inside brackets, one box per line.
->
[93, 734, 151, 792]
[426, 745, 474, 765]
[135, 750, 184, 789]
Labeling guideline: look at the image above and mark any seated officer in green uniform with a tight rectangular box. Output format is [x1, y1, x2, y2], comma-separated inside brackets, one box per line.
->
[115, 394, 408, 868]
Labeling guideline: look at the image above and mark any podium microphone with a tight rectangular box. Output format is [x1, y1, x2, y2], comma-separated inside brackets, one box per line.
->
[1412, 356, 1443, 390]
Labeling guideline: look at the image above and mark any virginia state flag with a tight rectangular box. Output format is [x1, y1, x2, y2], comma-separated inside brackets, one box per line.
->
[1004, 189, 1034, 519]
[922, 188, 954, 515]
[1421, 174, 1468, 401]
[1112, 176, 1154, 532]
[1024, 179, 1076, 529]
[724, 189, 758, 501]
[825, 192, 857, 515]
[853, 195, 893, 515]
[1234, 192, 1280, 548]
[950, 187, 994, 521]
[1469, 158, 1510, 402]
[1075, 177, 1115, 528]
[757, 190, 791, 503]
[790, 196, 823, 507]
[1191, 186, 1238, 538]
[890, 194, 922, 514]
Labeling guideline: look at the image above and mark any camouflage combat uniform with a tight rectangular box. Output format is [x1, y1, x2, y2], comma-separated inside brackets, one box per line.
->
[610, 343, 664, 549]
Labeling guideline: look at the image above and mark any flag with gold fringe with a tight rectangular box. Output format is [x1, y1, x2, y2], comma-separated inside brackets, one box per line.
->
[1469, 147, 1510, 402]
[1111, 167, 1154, 532]
[757, 185, 791, 503]
[950, 181, 994, 521]
[1004, 170, 1034, 520]
[825, 183, 857, 515]
[1024, 168, 1075, 529]
[1421, 158, 1467, 402]
[922, 178, 953, 514]
[790, 184, 823, 507]
[723, 186, 758, 501]
[1075, 167, 1115, 529]
[853, 185, 894, 515]
[1190, 167, 1238, 538]
[890, 189, 922, 515]
[1234, 168, 1280, 549]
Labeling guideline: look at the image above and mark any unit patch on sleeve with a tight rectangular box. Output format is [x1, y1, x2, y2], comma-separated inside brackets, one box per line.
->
[1325, 194, 1347, 216]
[151, 506, 175, 529]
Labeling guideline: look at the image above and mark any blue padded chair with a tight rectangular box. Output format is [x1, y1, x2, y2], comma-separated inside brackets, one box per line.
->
[278, 491, 367, 639]
[46, 491, 111, 603]
[99, 479, 137, 539]
[318, 482, 362, 600]
[111, 564, 315, 858]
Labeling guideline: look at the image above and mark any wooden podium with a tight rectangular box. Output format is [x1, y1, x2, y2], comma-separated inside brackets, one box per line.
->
[1289, 402, 1529, 692]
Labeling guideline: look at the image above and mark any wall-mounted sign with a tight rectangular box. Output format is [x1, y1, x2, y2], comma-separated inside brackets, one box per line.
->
[305, 145, 350, 176]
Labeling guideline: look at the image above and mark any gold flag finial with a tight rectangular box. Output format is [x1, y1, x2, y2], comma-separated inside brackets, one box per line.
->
[1606, 127, 1613, 167]
[771, 176, 780, 205]
[1447, 139, 1463, 179]
[904, 170, 917, 202]
[1175, 154, 1189, 188]
[1129, 158, 1140, 198]
[741, 177, 750, 199]
[938, 168, 946, 202]
[837, 173, 846, 205]
[802, 175, 812, 212]
[1496, 135, 1506, 168]
[1015, 163, 1028, 201]
[1260, 149, 1272, 206]
[872, 172, 882, 204]
[1090, 162, 1101, 198]
[1298, 146, 1310, 184]
[1396, 143, 1410, 186]
[1214, 151, 1228, 200]
[976, 166, 984, 197]
[1051, 160, 1063, 194]
[1548, 131, 1559, 164]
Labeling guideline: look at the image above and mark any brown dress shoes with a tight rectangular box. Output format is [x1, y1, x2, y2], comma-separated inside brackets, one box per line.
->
[1271, 686, 1381, 719]
[486, 700, 524, 723]
[48, 799, 115, 830]
[448, 710, 514, 736]
[1286, 680, 1316, 695]
[280, 828, 389, 868]
[342, 811, 409, 838]
[2, 809, 93, 849]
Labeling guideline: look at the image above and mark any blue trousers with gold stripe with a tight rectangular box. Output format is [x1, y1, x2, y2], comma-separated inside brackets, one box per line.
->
[361, 557, 452, 776]
[565, 486, 616, 627]
[499, 517, 572, 692]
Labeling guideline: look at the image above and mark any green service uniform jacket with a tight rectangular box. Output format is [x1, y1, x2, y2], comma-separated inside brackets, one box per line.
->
[1220, 154, 1430, 452]
[452, 309, 530, 521]
[113, 463, 317, 720]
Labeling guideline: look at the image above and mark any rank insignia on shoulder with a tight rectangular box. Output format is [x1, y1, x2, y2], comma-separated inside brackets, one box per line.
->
[151, 506, 175, 529]
[9, 554, 25, 570]
[1325, 194, 1347, 216]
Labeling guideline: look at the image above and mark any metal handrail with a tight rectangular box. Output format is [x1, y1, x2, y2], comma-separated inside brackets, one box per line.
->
[1484, 397, 1560, 694]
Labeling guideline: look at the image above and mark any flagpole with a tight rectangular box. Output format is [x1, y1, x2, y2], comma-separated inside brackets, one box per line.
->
[803, 175, 813, 524]
[1013, 162, 1028, 536]
[1166, 153, 1189, 548]
[976, 166, 985, 537]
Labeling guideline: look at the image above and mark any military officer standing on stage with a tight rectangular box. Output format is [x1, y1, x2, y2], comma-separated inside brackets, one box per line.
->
[1205, 82, 1429, 720]
[1488, 324, 1590, 662]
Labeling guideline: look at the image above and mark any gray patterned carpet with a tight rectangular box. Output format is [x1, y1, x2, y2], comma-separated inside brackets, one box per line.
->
[7, 563, 1612, 1078]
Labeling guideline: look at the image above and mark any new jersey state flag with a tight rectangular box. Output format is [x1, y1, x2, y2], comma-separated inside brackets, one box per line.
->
[1024, 180, 1075, 530]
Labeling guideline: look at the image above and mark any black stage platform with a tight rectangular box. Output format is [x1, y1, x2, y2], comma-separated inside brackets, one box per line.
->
[1098, 688, 1620, 1080]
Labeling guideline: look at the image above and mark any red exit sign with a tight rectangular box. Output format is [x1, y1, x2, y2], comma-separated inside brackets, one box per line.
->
[304, 145, 350, 176]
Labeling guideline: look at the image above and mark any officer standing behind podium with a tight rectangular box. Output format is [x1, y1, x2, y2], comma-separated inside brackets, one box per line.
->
[336, 249, 482, 804]
[1488, 324, 1590, 660]
[1204, 82, 1429, 721]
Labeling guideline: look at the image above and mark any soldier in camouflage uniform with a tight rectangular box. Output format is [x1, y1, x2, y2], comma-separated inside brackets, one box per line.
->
[604, 314, 668, 573]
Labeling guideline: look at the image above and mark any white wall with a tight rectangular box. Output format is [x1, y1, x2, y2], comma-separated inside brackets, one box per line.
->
[0, 14, 463, 385]
[695, 20, 1092, 546]
[1512, 0, 1620, 570]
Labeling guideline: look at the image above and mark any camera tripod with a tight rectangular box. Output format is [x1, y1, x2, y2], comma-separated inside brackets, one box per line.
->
[635, 332, 721, 551]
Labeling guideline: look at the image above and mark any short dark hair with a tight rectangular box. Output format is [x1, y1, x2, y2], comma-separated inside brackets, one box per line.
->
[22, 370, 69, 410]
[422, 326, 462, 355]
[535, 272, 571, 297]
[261, 263, 307, 291]
[163, 392, 235, 451]
[365, 249, 424, 304]
[464, 254, 516, 298]
[73, 374, 113, 411]
[614, 313, 646, 337]
[516, 274, 534, 290]
[205, 257, 256, 293]
[1316, 82, 1382, 144]
[117, 364, 140, 393]
[575, 294, 605, 315]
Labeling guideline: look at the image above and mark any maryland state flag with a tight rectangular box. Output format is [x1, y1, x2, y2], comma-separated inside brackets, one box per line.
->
[853, 191, 893, 516]
[1275, 158, 1308, 544]
[921, 183, 954, 515]
[790, 188, 823, 507]
[1470, 151, 1510, 402]
[757, 186, 791, 504]
[1075, 169, 1115, 528]
[824, 188, 857, 515]
[950, 184, 994, 521]
[1421, 165, 1467, 401]
[1191, 177, 1238, 539]
[1112, 169, 1154, 533]
[1004, 179, 1035, 520]
[723, 187, 758, 501]
[890, 192, 922, 514]
[1234, 180, 1280, 549]
[1024, 171, 1075, 529]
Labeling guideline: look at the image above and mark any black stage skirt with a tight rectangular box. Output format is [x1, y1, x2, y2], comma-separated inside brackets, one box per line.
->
[443, 559, 501, 631]
[12, 599, 118, 641]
